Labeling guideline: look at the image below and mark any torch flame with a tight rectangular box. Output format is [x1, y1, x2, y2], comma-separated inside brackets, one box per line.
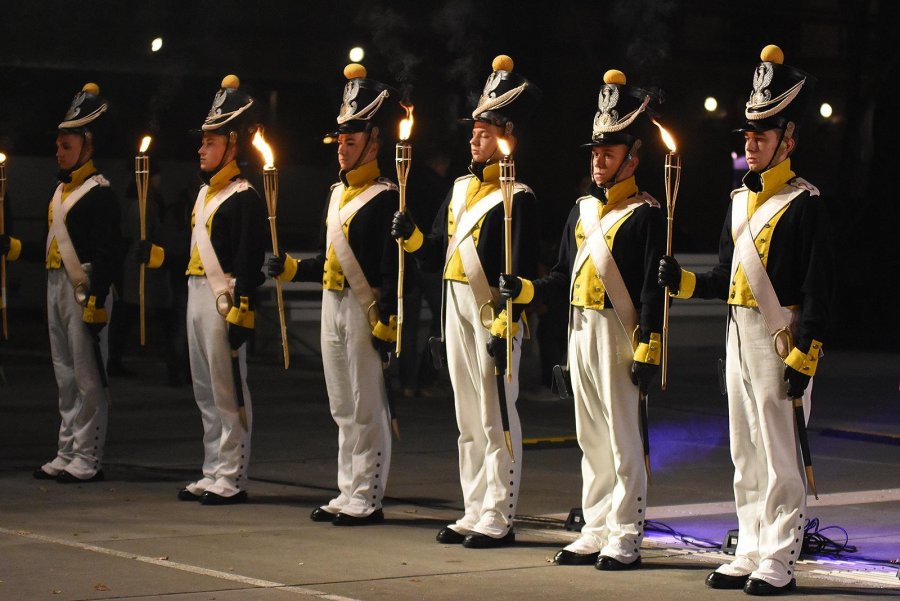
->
[0, 152, 6, 164]
[652, 119, 677, 153]
[497, 138, 511, 157]
[252, 130, 276, 169]
[139, 136, 152, 154]
[399, 104, 414, 141]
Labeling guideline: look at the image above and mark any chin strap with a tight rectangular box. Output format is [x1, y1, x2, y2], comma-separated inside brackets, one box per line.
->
[591, 139, 641, 202]
[744, 122, 794, 194]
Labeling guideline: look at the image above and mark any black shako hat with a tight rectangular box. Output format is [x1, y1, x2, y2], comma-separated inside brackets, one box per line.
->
[736, 44, 816, 133]
[200, 74, 256, 137]
[584, 69, 659, 148]
[58, 82, 108, 135]
[326, 63, 402, 139]
[468, 55, 541, 134]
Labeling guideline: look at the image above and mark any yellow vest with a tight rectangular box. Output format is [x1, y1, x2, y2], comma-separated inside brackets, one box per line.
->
[571, 177, 638, 309]
[728, 159, 794, 308]
[186, 161, 242, 276]
[444, 162, 501, 283]
[322, 160, 382, 291]
[46, 160, 97, 269]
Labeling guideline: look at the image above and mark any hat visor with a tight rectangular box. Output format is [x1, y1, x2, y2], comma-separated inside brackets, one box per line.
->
[581, 132, 635, 148]
[733, 116, 789, 134]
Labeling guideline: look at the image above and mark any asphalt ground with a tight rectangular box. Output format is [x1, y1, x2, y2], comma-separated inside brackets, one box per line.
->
[0, 311, 898, 601]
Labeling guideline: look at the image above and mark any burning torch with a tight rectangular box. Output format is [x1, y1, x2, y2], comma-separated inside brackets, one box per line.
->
[653, 120, 680, 391]
[394, 104, 414, 356]
[252, 130, 290, 369]
[497, 138, 515, 381]
[135, 136, 151, 346]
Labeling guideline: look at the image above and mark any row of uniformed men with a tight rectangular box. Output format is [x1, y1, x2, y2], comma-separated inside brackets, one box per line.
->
[0, 44, 831, 596]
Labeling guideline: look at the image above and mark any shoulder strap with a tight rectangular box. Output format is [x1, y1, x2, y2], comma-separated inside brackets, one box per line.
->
[46, 176, 108, 293]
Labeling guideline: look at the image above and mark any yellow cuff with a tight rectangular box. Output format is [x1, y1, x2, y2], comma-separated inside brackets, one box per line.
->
[225, 296, 256, 328]
[489, 309, 520, 338]
[82, 296, 108, 324]
[372, 314, 398, 343]
[402, 227, 424, 253]
[633, 332, 662, 365]
[277, 254, 299, 282]
[147, 244, 165, 269]
[6, 237, 21, 261]
[513, 278, 534, 304]
[784, 339, 822, 376]
[672, 269, 696, 299]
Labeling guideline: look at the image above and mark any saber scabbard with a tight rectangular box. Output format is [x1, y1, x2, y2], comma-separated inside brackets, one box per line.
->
[793, 396, 818, 499]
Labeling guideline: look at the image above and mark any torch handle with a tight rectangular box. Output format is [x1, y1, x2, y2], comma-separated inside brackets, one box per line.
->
[263, 169, 289, 369]
[396, 180, 406, 356]
[135, 155, 149, 346]
[0, 173, 5, 339]
[504, 214, 513, 380]
[661, 214, 674, 390]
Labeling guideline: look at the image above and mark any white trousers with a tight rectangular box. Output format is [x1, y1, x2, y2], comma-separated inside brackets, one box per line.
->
[186, 276, 252, 497]
[564, 308, 646, 561]
[320, 288, 391, 518]
[717, 306, 811, 587]
[445, 281, 523, 538]
[43, 269, 109, 479]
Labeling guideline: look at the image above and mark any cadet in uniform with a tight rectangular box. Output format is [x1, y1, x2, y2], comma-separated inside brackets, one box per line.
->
[500, 69, 664, 569]
[391, 55, 541, 548]
[1, 83, 120, 483]
[267, 64, 400, 525]
[658, 45, 833, 595]
[142, 75, 267, 505]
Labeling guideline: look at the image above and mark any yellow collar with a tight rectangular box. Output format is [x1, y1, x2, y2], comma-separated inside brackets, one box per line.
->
[342, 160, 380, 188]
[65, 160, 96, 189]
[481, 162, 500, 183]
[605, 176, 639, 207]
[208, 160, 241, 191]
[757, 159, 794, 196]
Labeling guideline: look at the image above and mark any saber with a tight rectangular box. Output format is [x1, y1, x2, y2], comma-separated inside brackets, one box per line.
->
[793, 396, 818, 499]
[653, 120, 680, 391]
[639, 391, 651, 482]
[91, 334, 110, 403]
[230, 349, 248, 431]
[135, 136, 151, 346]
[494, 363, 514, 462]
[394, 104, 414, 356]
[383, 358, 400, 439]
[1, 152, 8, 340]
[252, 131, 290, 369]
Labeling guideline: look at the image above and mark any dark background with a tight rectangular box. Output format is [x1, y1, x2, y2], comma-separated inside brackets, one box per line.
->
[1, 0, 898, 350]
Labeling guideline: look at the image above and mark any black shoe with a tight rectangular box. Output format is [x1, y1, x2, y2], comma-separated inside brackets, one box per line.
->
[706, 571, 750, 589]
[554, 549, 600, 566]
[33, 468, 57, 480]
[199, 490, 248, 505]
[332, 509, 384, 526]
[595, 555, 642, 571]
[310, 507, 337, 522]
[462, 530, 515, 549]
[743, 578, 796, 596]
[177, 488, 202, 501]
[436, 527, 467, 544]
[56, 470, 105, 484]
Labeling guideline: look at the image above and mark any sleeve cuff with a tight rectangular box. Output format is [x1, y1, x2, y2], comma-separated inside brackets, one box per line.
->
[784, 339, 822, 376]
[672, 269, 696, 299]
[147, 244, 165, 269]
[372, 314, 398, 343]
[277, 254, 299, 282]
[633, 332, 662, 365]
[6, 237, 21, 261]
[82, 296, 108, 324]
[225, 296, 256, 328]
[513, 278, 534, 304]
[489, 309, 520, 338]
[402, 227, 424, 253]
